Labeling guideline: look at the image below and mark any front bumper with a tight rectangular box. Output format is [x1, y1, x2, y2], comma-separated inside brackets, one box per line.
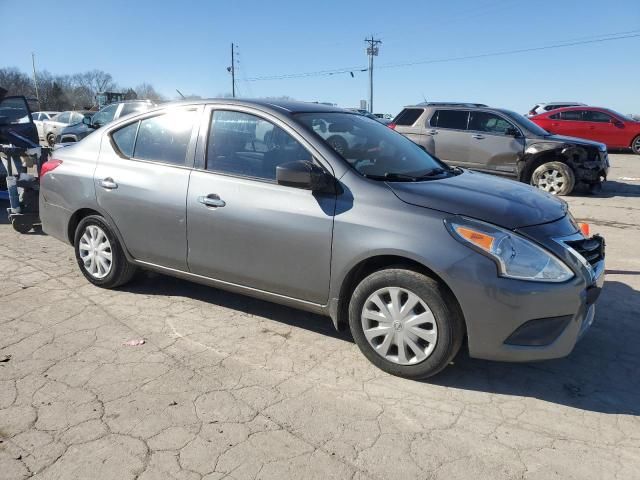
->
[452, 218, 605, 362]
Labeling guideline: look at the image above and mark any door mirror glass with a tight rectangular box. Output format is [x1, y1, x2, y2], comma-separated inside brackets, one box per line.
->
[83, 116, 93, 127]
[276, 160, 330, 191]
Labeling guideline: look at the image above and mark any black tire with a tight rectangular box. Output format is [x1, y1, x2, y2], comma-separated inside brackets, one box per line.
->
[47, 133, 56, 147]
[348, 268, 465, 379]
[631, 135, 640, 155]
[530, 161, 575, 196]
[73, 215, 136, 288]
[11, 220, 32, 234]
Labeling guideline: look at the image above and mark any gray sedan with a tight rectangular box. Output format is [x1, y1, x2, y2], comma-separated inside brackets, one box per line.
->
[39, 100, 605, 378]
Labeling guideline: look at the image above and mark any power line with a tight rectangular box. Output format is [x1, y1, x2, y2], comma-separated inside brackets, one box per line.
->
[242, 30, 640, 82]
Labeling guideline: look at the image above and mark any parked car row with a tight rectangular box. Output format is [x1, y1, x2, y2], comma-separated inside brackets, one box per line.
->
[390, 102, 609, 195]
[39, 99, 605, 379]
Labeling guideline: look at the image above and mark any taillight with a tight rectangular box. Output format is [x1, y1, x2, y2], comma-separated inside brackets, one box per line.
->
[388, 123, 396, 129]
[40, 159, 63, 177]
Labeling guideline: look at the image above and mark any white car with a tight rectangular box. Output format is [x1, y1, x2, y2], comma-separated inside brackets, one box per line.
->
[31, 111, 60, 141]
[526, 102, 586, 117]
[42, 111, 92, 146]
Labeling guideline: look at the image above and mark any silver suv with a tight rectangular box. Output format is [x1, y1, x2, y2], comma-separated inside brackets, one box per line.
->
[391, 104, 609, 195]
[40, 100, 605, 379]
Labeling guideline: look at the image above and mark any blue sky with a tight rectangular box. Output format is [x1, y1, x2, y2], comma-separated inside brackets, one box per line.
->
[3, 0, 639, 116]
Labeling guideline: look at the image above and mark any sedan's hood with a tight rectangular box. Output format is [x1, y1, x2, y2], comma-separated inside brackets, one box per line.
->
[387, 170, 567, 229]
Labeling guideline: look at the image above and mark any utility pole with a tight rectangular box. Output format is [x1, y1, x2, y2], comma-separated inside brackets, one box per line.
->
[227, 43, 236, 98]
[364, 36, 381, 113]
[31, 52, 42, 111]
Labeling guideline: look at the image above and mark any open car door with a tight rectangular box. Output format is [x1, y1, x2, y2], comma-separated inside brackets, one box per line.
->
[0, 89, 39, 147]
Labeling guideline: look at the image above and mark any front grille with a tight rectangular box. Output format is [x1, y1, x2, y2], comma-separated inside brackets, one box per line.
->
[566, 235, 605, 267]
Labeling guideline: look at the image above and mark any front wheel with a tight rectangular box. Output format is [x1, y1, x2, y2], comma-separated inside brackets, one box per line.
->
[74, 215, 136, 288]
[530, 161, 575, 195]
[46, 133, 56, 147]
[631, 135, 640, 155]
[348, 269, 464, 379]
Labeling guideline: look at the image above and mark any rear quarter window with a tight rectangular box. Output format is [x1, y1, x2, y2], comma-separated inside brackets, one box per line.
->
[393, 108, 423, 126]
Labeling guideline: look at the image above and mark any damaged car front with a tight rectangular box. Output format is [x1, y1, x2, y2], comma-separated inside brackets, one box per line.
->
[500, 110, 609, 195]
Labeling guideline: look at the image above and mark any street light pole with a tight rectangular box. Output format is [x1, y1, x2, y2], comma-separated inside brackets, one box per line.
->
[31, 52, 42, 111]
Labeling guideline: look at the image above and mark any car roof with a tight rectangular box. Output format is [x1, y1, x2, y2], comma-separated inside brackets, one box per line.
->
[416, 102, 488, 108]
[152, 98, 350, 115]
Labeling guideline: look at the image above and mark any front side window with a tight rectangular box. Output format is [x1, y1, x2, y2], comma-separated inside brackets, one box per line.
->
[468, 112, 515, 134]
[206, 110, 312, 181]
[433, 110, 469, 130]
[296, 112, 447, 179]
[133, 110, 196, 165]
[583, 110, 613, 123]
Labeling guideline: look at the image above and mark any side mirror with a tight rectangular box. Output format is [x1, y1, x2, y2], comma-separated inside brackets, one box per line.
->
[505, 127, 520, 137]
[83, 116, 95, 128]
[611, 119, 624, 128]
[276, 160, 331, 191]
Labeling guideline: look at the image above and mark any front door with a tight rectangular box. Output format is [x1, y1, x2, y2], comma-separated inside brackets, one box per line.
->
[187, 108, 336, 304]
[94, 107, 201, 270]
[466, 111, 524, 174]
[582, 110, 627, 147]
[430, 109, 470, 166]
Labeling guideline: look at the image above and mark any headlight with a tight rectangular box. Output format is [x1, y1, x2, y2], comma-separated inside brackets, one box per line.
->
[445, 216, 574, 283]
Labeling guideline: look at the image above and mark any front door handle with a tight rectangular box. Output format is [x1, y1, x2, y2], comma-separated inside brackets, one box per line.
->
[100, 177, 118, 189]
[198, 194, 226, 208]
[427, 129, 438, 135]
[472, 134, 485, 140]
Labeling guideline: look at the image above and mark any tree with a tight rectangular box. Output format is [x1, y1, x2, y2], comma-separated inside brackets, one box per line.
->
[71, 70, 117, 107]
[135, 83, 164, 103]
[0, 67, 34, 97]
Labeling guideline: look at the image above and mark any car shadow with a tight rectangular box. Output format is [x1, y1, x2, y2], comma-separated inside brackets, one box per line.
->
[124, 270, 352, 343]
[125, 270, 640, 415]
[592, 180, 640, 198]
[432, 279, 640, 415]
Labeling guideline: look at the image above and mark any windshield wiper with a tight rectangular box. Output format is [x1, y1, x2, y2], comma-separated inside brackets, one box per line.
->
[363, 172, 421, 181]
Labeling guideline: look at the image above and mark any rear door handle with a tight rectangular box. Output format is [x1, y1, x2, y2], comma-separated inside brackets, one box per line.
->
[472, 134, 485, 140]
[100, 177, 118, 189]
[198, 194, 226, 208]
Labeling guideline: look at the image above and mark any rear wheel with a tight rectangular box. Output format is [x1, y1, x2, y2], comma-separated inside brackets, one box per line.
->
[531, 161, 575, 195]
[348, 268, 464, 379]
[74, 215, 136, 288]
[632, 135, 640, 155]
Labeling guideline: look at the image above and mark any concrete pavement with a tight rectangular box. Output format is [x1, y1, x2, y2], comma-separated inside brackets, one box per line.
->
[1, 153, 639, 479]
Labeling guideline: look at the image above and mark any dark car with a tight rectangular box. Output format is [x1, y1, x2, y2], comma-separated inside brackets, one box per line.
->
[55, 100, 154, 145]
[391, 104, 609, 195]
[40, 99, 605, 379]
[530, 106, 640, 155]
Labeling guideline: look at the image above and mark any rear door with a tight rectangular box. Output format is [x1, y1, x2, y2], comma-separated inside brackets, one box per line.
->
[551, 110, 587, 138]
[429, 109, 470, 166]
[94, 106, 201, 270]
[186, 106, 336, 304]
[466, 111, 524, 174]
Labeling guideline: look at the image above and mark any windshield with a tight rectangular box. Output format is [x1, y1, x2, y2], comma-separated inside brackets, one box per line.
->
[295, 112, 448, 179]
[501, 109, 550, 136]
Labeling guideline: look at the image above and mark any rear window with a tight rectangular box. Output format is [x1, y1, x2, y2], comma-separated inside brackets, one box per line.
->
[433, 110, 469, 130]
[393, 108, 423, 126]
[559, 111, 584, 121]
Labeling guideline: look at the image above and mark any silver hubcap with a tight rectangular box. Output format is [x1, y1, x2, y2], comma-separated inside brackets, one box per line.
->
[79, 225, 113, 279]
[633, 137, 640, 152]
[536, 168, 566, 194]
[361, 287, 438, 365]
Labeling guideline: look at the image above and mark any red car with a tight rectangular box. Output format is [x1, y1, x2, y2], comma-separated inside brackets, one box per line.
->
[531, 106, 640, 154]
